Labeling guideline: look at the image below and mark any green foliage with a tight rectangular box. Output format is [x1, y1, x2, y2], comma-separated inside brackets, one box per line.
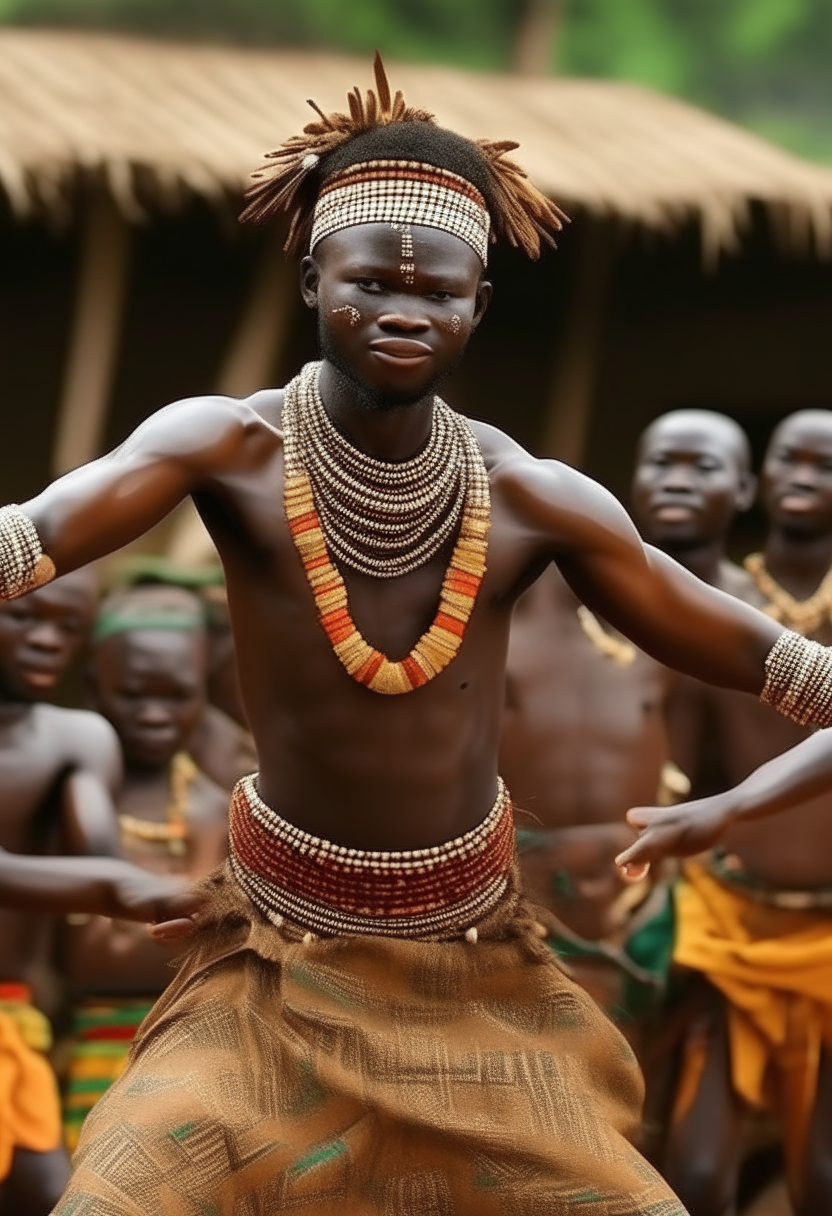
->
[560, 0, 832, 161]
[1, 0, 831, 161]
[0, 0, 517, 69]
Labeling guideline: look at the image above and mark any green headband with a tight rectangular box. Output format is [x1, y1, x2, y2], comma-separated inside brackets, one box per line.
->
[93, 610, 206, 643]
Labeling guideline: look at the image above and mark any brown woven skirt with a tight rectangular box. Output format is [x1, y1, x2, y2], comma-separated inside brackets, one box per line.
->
[55, 788, 685, 1215]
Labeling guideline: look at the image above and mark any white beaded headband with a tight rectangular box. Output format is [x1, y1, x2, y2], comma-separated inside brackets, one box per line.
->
[310, 159, 491, 264]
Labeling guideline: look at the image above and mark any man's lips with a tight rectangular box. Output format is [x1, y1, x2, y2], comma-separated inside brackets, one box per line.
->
[369, 338, 433, 367]
[18, 665, 59, 689]
[779, 492, 820, 514]
[651, 502, 698, 523]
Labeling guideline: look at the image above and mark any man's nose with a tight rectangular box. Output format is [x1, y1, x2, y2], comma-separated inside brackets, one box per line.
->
[26, 622, 64, 653]
[788, 461, 820, 489]
[377, 309, 430, 332]
[657, 465, 696, 493]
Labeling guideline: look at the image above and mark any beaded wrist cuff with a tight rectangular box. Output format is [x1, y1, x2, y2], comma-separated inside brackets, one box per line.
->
[0, 505, 55, 600]
[229, 774, 515, 940]
[761, 629, 832, 728]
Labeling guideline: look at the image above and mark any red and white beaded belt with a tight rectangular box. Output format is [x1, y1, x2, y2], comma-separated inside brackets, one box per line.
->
[228, 774, 514, 940]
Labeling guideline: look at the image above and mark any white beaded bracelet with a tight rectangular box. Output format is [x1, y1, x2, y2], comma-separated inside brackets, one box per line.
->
[761, 629, 832, 728]
[0, 505, 55, 600]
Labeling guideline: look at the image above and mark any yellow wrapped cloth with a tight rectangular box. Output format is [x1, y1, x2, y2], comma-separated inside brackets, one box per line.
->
[674, 860, 832, 1192]
[0, 984, 62, 1181]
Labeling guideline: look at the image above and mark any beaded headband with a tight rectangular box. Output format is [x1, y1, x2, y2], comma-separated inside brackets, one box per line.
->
[310, 160, 491, 264]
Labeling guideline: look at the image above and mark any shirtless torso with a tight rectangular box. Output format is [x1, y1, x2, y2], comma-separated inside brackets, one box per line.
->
[21, 227, 781, 862]
[501, 565, 672, 943]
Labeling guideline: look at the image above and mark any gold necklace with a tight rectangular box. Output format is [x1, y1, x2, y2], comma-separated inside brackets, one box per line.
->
[576, 606, 636, 667]
[744, 553, 832, 636]
[119, 752, 198, 857]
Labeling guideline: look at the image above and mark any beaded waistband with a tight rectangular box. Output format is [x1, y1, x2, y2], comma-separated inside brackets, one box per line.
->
[228, 774, 515, 940]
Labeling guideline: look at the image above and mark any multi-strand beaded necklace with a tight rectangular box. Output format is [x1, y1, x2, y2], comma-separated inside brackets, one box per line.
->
[283, 362, 490, 695]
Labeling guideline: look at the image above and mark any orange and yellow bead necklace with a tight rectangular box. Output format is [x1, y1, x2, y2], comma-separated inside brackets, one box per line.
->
[282, 362, 490, 695]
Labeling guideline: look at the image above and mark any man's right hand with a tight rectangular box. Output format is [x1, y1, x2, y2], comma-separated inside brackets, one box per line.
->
[104, 863, 207, 939]
[614, 793, 735, 879]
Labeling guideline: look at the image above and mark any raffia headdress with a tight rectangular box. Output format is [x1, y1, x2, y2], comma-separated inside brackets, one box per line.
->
[240, 53, 567, 262]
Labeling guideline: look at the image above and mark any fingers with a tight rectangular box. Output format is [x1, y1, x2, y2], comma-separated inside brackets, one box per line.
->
[147, 917, 198, 942]
[615, 830, 666, 873]
[626, 806, 661, 829]
[617, 860, 650, 882]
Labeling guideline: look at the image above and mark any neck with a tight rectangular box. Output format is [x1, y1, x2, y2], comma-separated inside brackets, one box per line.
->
[124, 761, 172, 789]
[763, 527, 832, 596]
[318, 360, 435, 462]
[659, 536, 726, 586]
[0, 694, 32, 726]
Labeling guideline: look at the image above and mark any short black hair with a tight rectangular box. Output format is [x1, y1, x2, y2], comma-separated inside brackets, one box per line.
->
[320, 122, 497, 212]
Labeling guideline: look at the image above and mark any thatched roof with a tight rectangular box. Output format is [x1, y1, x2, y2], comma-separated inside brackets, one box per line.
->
[3, 27, 832, 255]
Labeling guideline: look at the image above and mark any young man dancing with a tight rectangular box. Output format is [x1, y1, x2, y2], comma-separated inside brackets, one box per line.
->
[5, 58, 829, 1214]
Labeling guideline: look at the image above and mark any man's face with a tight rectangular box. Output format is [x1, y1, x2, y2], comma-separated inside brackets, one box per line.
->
[762, 412, 832, 537]
[632, 418, 752, 547]
[91, 630, 207, 769]
[301, 223, 491, 408]
[0, 573, 96, 701]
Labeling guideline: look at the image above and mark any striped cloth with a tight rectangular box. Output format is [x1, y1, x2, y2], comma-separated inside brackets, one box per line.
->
[63, 998, 154, 1152]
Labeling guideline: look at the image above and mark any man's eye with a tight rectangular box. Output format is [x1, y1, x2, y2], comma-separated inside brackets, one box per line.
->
[355, 279, 382, 293]
[430, 291, 452, 302]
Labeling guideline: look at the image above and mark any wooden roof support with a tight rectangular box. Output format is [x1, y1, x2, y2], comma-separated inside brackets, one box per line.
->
[166, 225, 296, 566]
[52, 188, 131, 474]
[539, 217, 615, 467]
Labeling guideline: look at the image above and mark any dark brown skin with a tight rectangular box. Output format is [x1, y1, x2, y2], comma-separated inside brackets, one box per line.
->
[500, 410, 755, 948]
[66, 625, 227, 996]
[0, 571, 121, 987]
[500, 564, 672, 942]
[0, 571, 114, 1216]
[19, 223, 781, 866]
[624, 411, 832, 1216]
[633, 411, 832, 889]
[188, 704, 256, 792]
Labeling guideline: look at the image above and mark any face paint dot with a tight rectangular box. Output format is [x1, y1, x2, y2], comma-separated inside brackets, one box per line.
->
[449, 315, 462, 335]
[331, 306, 362, 328]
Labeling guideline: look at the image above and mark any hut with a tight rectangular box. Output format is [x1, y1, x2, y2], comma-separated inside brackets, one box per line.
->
[2, 28, 832, 558]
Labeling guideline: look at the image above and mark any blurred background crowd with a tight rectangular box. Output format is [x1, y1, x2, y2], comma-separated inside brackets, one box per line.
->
[2, 3, 832, 1215]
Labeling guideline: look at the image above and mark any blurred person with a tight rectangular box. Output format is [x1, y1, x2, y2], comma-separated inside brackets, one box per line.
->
[62, 585, 228, 1150]
[631, 409, 832, 1216]
[107, 558, 254, 789]
[0, 848, 202, 1216]
[501, 564, 678, 1030]
[0, 569, 120, 1216]
[500, 410, 754, 1043]
[8, 55, 820, 1216]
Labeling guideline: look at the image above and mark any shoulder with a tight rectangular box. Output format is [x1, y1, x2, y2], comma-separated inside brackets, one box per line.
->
[717, 560, 767, 608]
[121, 389, 285, 471]
[469, 418, 632, 548]
[189, 768, 230, 825]
[36, 706, 120, 770]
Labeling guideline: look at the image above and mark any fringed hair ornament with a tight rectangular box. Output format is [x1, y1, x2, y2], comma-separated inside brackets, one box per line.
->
[240, 52, 568, 261]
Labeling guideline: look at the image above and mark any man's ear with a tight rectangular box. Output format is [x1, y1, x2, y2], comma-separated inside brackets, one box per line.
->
[471, 279, 493, 331]
[300, 257, 321, 311]
[735, 470, 758, 513]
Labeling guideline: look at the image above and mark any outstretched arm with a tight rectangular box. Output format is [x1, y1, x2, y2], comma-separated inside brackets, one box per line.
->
[615, 728, 832, 876]
[518, 457, 782, 694]
[18, 395, 248, 580]
[0, 849, 204, 933]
